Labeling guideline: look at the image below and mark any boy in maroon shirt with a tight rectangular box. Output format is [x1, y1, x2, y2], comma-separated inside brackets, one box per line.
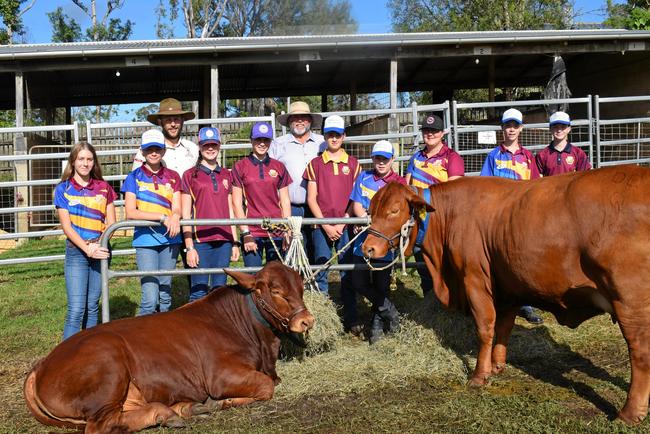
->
[536, 111, 591, 176]
[304, 115, 360, 295]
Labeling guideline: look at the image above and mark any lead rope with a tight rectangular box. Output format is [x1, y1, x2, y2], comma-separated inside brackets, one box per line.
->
[363, 217, 414, 291]
[263, 217, 371, 291]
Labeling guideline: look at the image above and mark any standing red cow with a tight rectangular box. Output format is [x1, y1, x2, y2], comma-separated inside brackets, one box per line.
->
[362, 165, 650, 425]
[24, 262, 314, 433]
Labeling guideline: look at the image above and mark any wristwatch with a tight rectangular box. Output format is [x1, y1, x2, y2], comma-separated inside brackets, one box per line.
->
[160, 214, 168, 224]
[184, 246, 195, 253]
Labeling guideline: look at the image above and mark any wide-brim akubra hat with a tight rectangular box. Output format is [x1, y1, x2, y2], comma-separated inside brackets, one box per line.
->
[277, 101, 323, 129]
[147, 98, 196, 124]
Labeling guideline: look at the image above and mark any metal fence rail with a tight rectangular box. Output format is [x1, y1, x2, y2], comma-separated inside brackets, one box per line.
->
[3, 95, 650, 259]
[98, 217, 377, 322]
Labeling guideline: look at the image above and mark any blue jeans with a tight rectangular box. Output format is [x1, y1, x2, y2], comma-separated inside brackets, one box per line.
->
[63, 242, 102, 340]
[312, 226, 352, 294]
[243, 237, 283, 267]
[190, 241, 232, 302]
[135, 244, 180, 315]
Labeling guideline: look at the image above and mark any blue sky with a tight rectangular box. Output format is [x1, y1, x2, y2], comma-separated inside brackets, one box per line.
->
[20, 0, 616, 44]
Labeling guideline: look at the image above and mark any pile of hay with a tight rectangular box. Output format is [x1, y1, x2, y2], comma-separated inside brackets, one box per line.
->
[280, 289, 344, 359]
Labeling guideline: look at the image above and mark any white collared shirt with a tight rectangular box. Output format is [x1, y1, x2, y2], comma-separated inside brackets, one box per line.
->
[132, 138, 199, 177]
[269, 132, 325, 204]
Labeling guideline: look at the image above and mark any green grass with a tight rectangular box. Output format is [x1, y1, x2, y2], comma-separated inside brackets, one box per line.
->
[0, 239, 647, 433]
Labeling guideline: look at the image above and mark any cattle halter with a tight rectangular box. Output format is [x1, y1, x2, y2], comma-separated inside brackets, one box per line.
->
[247, 291, 307, 333]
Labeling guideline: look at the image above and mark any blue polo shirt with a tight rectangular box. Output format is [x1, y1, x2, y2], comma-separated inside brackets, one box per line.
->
[480, 143, 541, 180]
[349, 170, 406, 258]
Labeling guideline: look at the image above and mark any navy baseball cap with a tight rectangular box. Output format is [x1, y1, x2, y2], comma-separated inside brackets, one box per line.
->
[251, 122, 273, 139]
[198, 127, 221, 146]
[421, 113, 444, 130]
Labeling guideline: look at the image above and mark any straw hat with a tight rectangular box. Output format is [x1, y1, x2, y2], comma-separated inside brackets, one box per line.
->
[277, 101, 322, 129]
[147, 98, 195, 124]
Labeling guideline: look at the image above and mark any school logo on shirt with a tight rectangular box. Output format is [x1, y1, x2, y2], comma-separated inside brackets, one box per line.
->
[95, 196, 106, 204]
[268, 169, 278, 178]
[222, 179, 229, 189]
[342, 165, 350, 175]
[68, 199, 80, 206]
[431, 159, 443, 167]
[565, 155, 575, 165]
[139, 185, 148, 192]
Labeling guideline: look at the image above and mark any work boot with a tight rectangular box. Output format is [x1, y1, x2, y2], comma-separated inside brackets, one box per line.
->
[377, 299, 401, 334]
[368, 313, 385, 345]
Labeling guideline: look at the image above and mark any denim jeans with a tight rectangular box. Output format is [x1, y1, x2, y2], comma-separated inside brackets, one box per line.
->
[190, 241, 232, 302]
[243, 237, 283, 267]
[63, 242, 102, 340]
[312, 226, 352, 294]
[135, 244, 180, 315]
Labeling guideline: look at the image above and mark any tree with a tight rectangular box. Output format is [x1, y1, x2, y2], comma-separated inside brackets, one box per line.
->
[156, 0, 357, 38]
[388, 0, 573, 32]
[605, 0, 650, 30]
[48, 7, 82, 43]
[48, 0, 133, 42]
[0, 0, 37, 44]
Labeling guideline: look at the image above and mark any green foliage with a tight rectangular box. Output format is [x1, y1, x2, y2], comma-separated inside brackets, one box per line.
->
[0, 0, 35, 44]
[388, 0, 573, 32]
[132, 103, 159, 122]
[158, 0, 357, 38]
[73, 105, 120, 124]
[48, 0, 133, 43]
[605, 0, 650, 29]
[47, 7, 82, 43]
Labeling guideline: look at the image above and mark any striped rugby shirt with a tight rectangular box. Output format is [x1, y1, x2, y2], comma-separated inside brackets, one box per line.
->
[54, 177, 117, 241]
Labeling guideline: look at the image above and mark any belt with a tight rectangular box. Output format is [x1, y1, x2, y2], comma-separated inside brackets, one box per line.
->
[84, 238, 100, 244]
[291, 203, 307, 207]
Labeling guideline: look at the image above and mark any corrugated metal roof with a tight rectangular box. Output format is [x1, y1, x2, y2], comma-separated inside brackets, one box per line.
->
[0, 30, 648, 59]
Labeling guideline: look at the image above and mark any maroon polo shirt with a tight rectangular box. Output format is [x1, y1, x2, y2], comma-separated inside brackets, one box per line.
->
[535, 142, 592, 177]
[303, 150, 361, 218]
[182, 164, 233, 243]
[232, 154, 292, 238]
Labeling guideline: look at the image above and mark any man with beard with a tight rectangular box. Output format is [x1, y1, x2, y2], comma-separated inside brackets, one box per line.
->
[132, 98, 199, 296]
[270, 101, 325, 261]
[132, 98, 199, 177]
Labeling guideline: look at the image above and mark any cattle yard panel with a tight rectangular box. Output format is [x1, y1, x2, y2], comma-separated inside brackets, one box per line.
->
[594, 95, 650, 168]
[453, 97, 593, 175]
[2, 96, 650, 262]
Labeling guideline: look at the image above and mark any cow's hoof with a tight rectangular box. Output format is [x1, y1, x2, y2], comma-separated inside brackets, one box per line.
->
[191, 403, 211, 416]
[467, 376, 489, 388]
[204, 397, 225, 412]
[162, 415, 186, 428]
[616, 409, 645, 426]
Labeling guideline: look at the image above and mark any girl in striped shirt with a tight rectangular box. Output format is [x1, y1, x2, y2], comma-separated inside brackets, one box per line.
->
[54, 142, 116, 339]
[122, 129, 182, 316]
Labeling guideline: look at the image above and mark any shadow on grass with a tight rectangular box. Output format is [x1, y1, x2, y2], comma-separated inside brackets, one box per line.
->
[110, 295, 139, 319]
[402, 294, 629, 420]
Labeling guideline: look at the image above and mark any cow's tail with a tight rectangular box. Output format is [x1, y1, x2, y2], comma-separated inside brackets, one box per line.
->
[24, 366, 84, 429]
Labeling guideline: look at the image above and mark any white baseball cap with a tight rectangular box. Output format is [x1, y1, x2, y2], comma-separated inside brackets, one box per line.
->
[371, 140, 394, 159]
[141, 129, 165, 149]
[502, 108, 523, 124]
[549, 111, 571, 126]
[323, 115, 345, 134]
